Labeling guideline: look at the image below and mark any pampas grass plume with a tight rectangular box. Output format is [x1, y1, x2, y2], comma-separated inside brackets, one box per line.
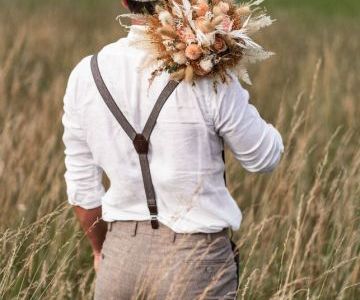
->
[185, 65, 194, 82]
[236, 6, 251, 17]
[211, 15, 224, 27]
[157, 25, 177, 39]
[170, 67, 186, 81]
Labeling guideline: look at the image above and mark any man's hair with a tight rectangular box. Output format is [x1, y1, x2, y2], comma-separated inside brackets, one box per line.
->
[127, 0, 158, 15]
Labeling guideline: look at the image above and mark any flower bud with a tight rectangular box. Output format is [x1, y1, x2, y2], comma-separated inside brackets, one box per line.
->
[175, 42, 186, 50]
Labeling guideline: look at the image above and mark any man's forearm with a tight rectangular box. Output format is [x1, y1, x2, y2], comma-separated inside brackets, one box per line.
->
[73, 206, 107, 254]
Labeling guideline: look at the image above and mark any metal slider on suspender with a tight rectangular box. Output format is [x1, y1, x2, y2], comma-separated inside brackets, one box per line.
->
[150, 215, 159, 229]
[148, 203, 159, 229]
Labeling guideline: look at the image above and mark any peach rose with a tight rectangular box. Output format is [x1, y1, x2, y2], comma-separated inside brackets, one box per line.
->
[185, 44, 202, 60]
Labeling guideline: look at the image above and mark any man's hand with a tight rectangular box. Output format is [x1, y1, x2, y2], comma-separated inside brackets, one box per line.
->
[73, 206, 107, 272]
[93, 251, 102, 273]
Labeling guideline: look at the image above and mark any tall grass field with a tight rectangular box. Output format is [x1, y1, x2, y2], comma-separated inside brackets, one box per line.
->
[0, 0, 359, 299]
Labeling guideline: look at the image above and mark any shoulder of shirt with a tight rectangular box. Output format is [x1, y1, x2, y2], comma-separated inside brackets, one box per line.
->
[67, 36, 130, 84]
[192, 71, 246, 98]
[187, 71, 250, 123]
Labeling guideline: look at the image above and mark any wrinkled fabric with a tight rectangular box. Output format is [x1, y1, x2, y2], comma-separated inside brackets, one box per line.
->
[94, 220, 238, 300]
[61, 25, 284, 234]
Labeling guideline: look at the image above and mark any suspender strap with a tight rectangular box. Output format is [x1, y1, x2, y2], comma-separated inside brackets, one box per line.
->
[142, 80, 180, 141]
[91, 54, 137, 141]
[90, 53, 180, 229]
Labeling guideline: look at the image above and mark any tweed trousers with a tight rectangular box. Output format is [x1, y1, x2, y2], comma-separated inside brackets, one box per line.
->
[94, 220, 238, 300]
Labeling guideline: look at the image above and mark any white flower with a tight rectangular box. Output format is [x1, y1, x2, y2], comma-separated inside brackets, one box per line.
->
[172, 51, 187, 65]
[159, 11, 174, 26]
[199, 57, 214, 72]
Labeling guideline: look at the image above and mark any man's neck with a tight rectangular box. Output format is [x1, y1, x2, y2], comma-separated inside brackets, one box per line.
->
[131, 18, 146, 25]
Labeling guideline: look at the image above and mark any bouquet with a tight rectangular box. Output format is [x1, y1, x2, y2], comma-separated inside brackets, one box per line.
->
[118, 0, 274, 86]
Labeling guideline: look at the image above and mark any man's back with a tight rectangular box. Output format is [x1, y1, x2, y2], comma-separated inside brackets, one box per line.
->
[62, 25, 284, 234]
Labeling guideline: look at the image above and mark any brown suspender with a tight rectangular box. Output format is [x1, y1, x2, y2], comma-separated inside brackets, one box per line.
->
[90, 53, 180, 229]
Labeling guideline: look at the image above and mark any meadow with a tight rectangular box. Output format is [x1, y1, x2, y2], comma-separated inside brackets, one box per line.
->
[0, 0, 359, 299]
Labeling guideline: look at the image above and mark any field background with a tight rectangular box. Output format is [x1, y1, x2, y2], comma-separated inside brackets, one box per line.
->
[0, 0, 359, 299]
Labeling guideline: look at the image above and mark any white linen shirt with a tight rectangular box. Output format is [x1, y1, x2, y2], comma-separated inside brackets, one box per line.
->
[61, 25, 284, 233]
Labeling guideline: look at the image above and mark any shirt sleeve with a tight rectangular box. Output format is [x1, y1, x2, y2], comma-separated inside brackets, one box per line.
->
[213, 76, 284, 173]
[61, 64, 105, 209]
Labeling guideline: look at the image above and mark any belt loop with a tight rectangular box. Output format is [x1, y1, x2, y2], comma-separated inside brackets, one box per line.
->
[206, 233, 212, 244]
[172, 232, 177, 243]
[131, 221, 138, 237]
[228, 227, 234, 240]
[108, 221, 113, 232]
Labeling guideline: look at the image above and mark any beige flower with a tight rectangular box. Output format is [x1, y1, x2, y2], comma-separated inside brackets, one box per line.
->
[213, 1, 230, 16]
[172, 51, 187, 65]
[185, 44, 202, 60]
[218, 1, 230, 13]
[199, 58, 214, 73]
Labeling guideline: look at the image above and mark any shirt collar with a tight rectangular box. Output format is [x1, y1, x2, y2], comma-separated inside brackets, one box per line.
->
[127, 24, 148, 43]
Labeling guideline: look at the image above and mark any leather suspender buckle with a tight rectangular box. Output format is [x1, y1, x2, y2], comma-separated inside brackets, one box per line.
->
[133, 134, 149, 154]
[148, 204, 159, 229]
[148, 203, 158, 215]
[150, 215, 159, 229]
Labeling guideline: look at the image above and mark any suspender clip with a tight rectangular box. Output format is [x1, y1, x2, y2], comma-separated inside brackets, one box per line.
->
[150, 215, 159, 229]
[148, 203, 158, 215]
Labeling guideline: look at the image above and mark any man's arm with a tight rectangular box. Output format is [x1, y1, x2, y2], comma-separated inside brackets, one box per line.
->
[213, 76, 284, 173]
[62, 58, 107, 271]
[73, 206, 107, 255]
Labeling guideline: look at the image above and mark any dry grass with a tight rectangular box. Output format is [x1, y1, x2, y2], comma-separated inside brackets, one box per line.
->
[0, 3, 359, 300]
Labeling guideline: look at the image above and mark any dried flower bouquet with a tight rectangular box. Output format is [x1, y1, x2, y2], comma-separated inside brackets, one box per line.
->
[118, 0, 274, 85]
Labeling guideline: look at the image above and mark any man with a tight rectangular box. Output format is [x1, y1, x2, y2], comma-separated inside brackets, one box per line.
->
[61, 0, 284, 298]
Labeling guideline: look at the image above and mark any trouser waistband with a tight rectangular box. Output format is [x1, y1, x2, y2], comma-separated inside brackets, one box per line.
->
[106, 220, 229, 243]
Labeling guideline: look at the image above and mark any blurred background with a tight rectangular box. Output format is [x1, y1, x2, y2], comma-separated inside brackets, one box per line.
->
[0, 0, 359, 299]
